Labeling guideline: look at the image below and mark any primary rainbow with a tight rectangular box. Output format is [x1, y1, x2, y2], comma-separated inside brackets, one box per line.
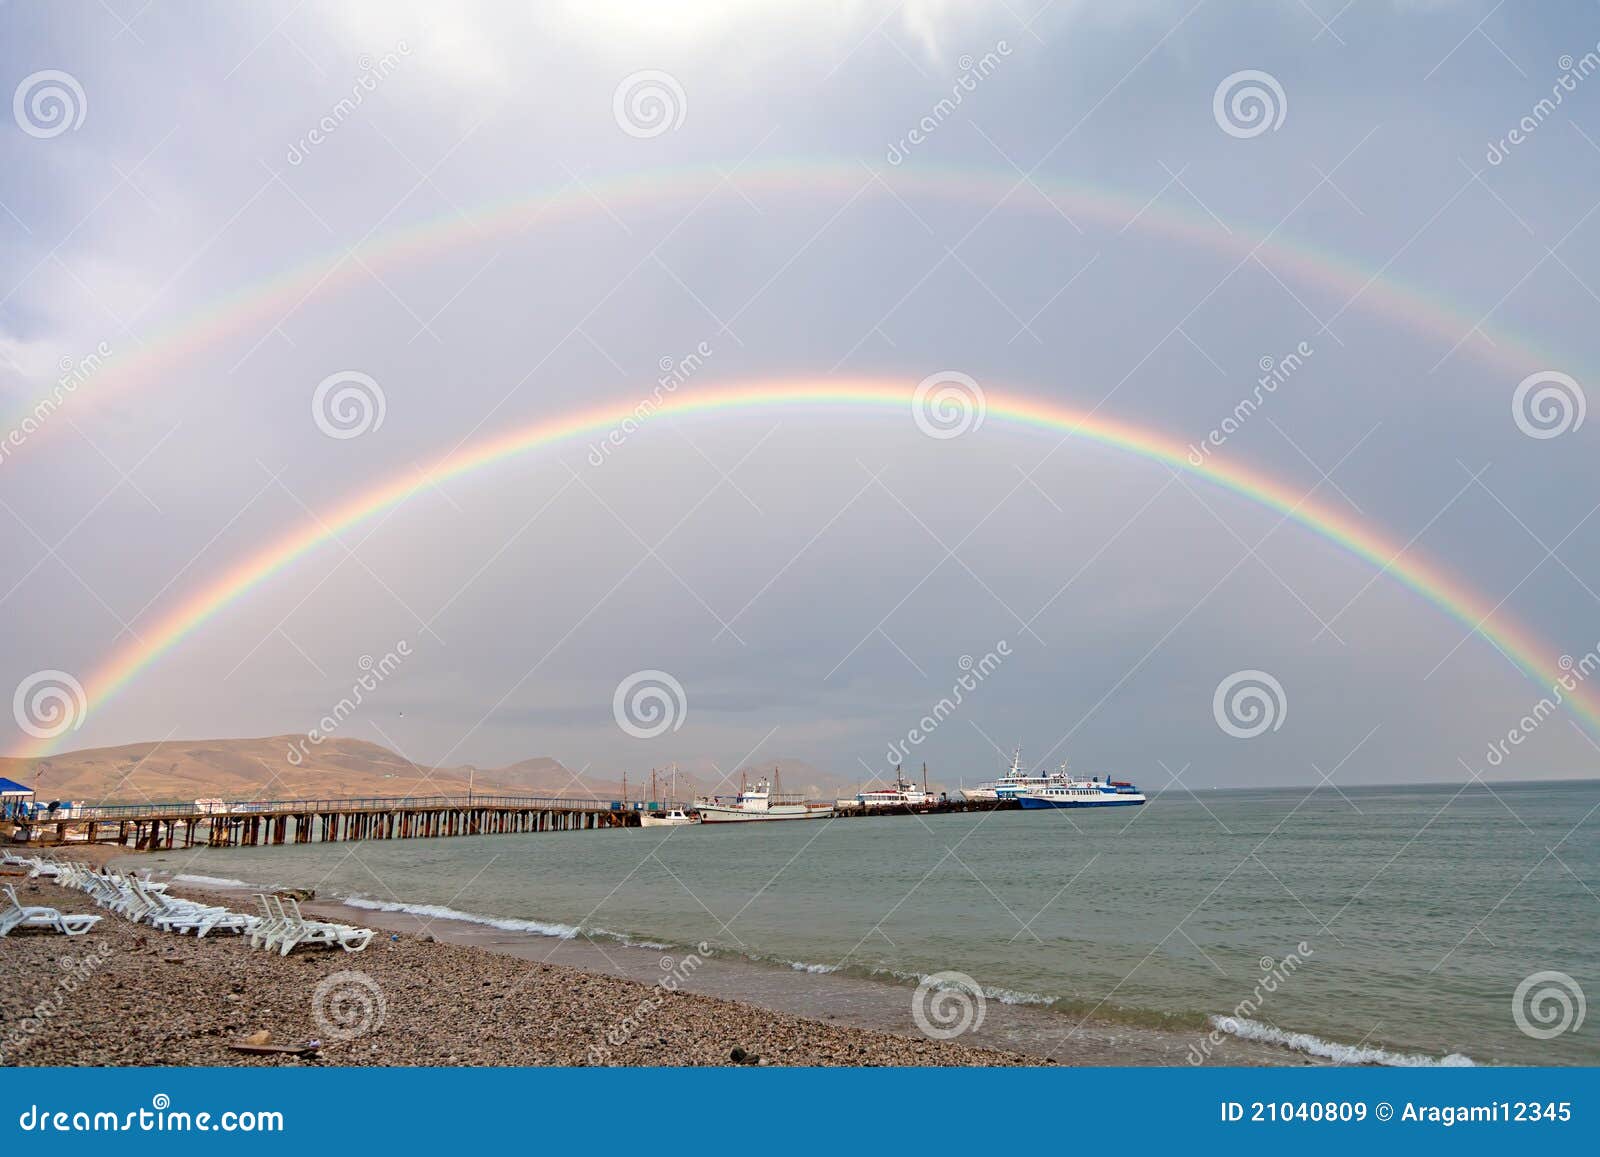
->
[22, 376, 1594, 758]
[6, 159, 1580, 439]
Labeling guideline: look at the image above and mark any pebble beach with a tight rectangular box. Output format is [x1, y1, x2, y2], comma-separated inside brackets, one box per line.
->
[1, 875, 1037, 1067]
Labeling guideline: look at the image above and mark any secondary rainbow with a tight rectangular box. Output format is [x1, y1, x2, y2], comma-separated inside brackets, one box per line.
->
[6, 159, 1580, 440]
[23, 376, 1595, 759]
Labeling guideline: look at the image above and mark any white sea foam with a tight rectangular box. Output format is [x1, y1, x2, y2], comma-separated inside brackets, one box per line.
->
[788, 960, 841, 974]
[342, 896, 582, 940]
[1213, 1016, 1475, 1067]
[172, 873, 258, 889]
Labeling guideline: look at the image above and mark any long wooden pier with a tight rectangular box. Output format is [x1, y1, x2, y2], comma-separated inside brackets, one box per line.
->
[10, 792, 1028, 851]
[17, 793, 647, 850]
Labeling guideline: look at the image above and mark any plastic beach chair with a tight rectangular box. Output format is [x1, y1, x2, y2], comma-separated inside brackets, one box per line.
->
[0, 883, 102, 937]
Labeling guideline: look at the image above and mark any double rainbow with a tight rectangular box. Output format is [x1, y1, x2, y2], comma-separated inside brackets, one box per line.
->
[5, 159, 1582, 438]
[22, 377, 1593, 759]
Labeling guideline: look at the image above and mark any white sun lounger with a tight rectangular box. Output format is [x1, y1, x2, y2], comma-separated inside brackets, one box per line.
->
[257, 895, 371, 954]
[129, 878, 253, 938]
[1, 883, 102, 937]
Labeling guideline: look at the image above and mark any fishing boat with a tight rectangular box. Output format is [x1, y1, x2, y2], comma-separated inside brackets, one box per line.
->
[639, 765, 700, 826]
[1017, 775, 1145, 808]
[840, 764, 930, 809]
[697, 768, 833, 823]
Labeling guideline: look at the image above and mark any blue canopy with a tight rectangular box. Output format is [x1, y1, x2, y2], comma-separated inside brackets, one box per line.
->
[0, 777, 34, 796]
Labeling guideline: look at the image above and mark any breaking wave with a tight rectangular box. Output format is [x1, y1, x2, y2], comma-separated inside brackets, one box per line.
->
[1212, 1016, 1476, 1066]
[342, 896, 583, 940]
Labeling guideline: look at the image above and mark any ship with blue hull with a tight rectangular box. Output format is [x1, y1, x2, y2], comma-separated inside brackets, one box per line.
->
[1017, 777, 1145, 809]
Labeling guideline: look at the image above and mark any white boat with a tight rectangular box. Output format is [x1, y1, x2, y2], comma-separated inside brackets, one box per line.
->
[697, 770, 833, 823]
[960, 748, 1057, 802]
[840, 765, 930, 809]
[640, 806, 699, 827]
[1018, 775, 1146, 809]
[638, 765, 700, 826]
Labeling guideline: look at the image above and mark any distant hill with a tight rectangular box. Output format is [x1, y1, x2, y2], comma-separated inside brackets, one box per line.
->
[0, 737, 576, 806]
[0, 739, 925, 806]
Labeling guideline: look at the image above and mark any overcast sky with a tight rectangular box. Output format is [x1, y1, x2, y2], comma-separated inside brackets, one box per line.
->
[3, 1, 1599, 791]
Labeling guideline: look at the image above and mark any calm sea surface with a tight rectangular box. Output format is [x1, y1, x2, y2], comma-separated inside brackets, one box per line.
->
[151, 781, 1600, 1065]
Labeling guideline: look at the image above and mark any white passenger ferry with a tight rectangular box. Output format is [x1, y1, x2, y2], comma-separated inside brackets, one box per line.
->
[1017, 776, 1145, 809]
[960, 749, 1057, 801]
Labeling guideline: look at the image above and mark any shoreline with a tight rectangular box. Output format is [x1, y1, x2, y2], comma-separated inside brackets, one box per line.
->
[2, 863, 1308, 1068]
[152, 858, 1322, 1067]
[2, 874, 1034, 1067]
[5, 842, 1490, 1067]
